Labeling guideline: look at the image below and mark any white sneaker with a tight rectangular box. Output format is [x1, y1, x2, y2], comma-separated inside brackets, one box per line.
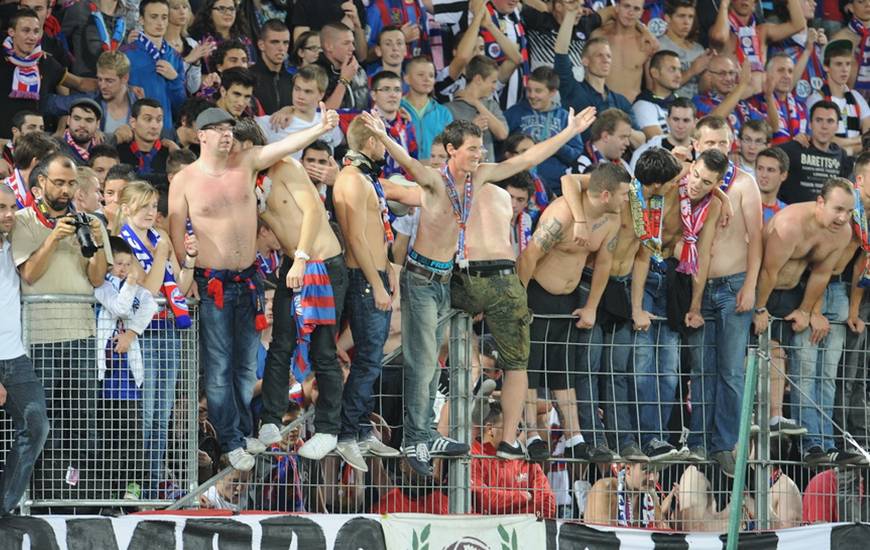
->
[298, 433, 338, 460]
[360, 434, 401, 457]
[335, 440, 369, 472]
[246, 437, 267, 455]
[227, 447, 255, 471]
[258, 423, 282, 446]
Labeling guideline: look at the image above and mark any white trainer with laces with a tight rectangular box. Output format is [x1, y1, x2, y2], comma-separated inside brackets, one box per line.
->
[227, 447, 255, 471]
[298, 433, 338, 460]
[258, 423, 282, 446]
[246, 437, 267, 455]
[360, 434, 401, 457]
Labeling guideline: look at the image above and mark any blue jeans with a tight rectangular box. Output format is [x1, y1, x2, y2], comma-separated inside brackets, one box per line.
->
[0, 355, 48, 514]
[196, 274, 262, 453]
[340, 268, 391, 442]
[686, 272, 753, 453]
[602, 320, 637, 450]
[401, 268, 451, 447]
[574, 277, 605, 445]
[633, 269, 681, 447]
[140, 324, 181, 490]
[792, 281, 849, 451]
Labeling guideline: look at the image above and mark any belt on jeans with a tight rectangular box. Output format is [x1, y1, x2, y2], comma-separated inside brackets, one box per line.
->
[405, 261, 452, 283]
[830, 273, 848, 284]
[456, 265, 517, 278]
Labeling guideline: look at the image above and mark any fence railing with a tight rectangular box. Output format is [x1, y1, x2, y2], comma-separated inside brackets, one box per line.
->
[3, 295, 870, 532]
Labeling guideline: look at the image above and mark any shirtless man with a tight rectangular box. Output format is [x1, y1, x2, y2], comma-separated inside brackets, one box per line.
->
[591, 0, 659, 103]
[167, 104, 339, 471]
[631, 148, 726, 461]
[225, 120, 351, 463]
[359, 107, 597, 472]
[684, 115, 763, 477]
[585, 463, 665, 528]
[752, 178, 857, 466]
[518, 164, 626, 464]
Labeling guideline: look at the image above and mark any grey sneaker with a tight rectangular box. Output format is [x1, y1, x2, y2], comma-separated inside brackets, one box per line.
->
[587, 444, 617, 464]
[258, 423, 282, 446]
[245, 437, 267, 455]
[712, 450, 736, 478]
[685, 446, 707, 462]
[336, 440, 369, 472]
[226, 447, 255, 471]
[360, 434, 400, 457]
[619, 444, 649, 463]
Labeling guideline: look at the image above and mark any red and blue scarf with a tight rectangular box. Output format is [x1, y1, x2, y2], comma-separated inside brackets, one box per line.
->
[851, 186, 870, 288]
[5, 168, 31, 209]
[130, 138, 162, 175]
[201, 264, 268, 331]
[3, 37, 42, 99]
[729, 11, 764, 71]
[119, 224, 192, 329]
[382, 109, 419, 179]
[89, 2, 126, 51]
[442, 164, 474, 262]
[290, 261, 336, 383]
[343, 150, 394, 243]
[771, 93, 807, 145]
[849, 19, 870, 98]
[256, 250, 282, 278]
[677, 177, 714, 275]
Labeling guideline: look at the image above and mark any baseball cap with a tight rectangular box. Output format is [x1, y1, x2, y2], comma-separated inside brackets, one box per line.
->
[195, 107, 236, 131]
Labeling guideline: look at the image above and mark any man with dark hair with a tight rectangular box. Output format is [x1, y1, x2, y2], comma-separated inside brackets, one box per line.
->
[1, 110, 43, 176]
[120, 0, 186, 133]
[4, 132, 60, 209]
[365, 26, 406, 78]
[369, 70, 418, 178]
[752, 178, 860, 466]
[735, 118, 771, 177]
[630, 98, 696, 171]
[88, 145, 120, 185]
[501, 172, 535, 257]
[360, 106, 596, 473]
[756, 147, 790, 223]
[633, 50, 682, 139]
[102, 163, 136, 228]
[216, 67, 262, 120]
[116, 99, 172, 176]
[776, 100, 853, 204]
[252, 19, 293, 115]
[518, 163, 627, 463]
[576, 108, 632, 174]
[505, 66, 583, 195]
[61, 99, 102, 165]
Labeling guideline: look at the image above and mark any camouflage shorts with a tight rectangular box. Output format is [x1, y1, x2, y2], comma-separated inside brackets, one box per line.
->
[451, 271, 531, 371]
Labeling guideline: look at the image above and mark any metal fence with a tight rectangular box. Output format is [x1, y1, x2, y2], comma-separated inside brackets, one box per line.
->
[0, 294, 199, 512]
[5, 292, 870, 532]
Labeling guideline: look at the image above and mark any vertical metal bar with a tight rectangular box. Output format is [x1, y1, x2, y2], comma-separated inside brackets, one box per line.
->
[448, 313, 472, 514]
[755, 330, 771, 530]
[726, 351, 759, 549]
[187, 303, 200, 497]
[19, 298, 31, 516]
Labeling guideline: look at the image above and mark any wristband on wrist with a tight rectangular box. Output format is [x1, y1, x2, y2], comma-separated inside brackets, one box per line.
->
[574, 220, 587, 224]
[294, 250, 311, 261]
[338, 78, 351, 88]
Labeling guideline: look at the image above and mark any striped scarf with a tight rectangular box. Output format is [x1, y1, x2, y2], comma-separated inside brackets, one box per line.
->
[201, 264, 268, 331]
[481, 3, 529, 85]
[677, 177, 714, 276]
[343, 150, 394, 243]
[628, 179, 665, 268]
[770, 93, 807, 145]
[728, 11, 763, 71]
[512, 210, 532, 256]
[89, 2, 126, 51]
[136, 31, 169, 62]
[772, 36, 826, 100]
[63, 129, 94, 162]
[290, 261, 336, 384]
[852, 186, 870, 288]
[615, 467, 656, 528]
[3, 37, 42, 99]
[4, 168, 31, 209]
[821, 84, 862, 137]
[382, 108, 419, 179]
[849, 18, 870, 96]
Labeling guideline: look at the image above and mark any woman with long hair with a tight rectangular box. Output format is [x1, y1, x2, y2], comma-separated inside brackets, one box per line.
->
[166, 0, 216, 93]
[287, 30, 321, 75]
[189, 0, 255, 74]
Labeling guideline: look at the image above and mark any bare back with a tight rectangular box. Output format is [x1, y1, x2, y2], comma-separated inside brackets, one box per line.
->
[333, 165, 389, 270]
[262, 158, 342, 260]
[709, 171, 762, 278]
[177, 158, 258, 270]
[611, 207, 643, 277]
[464, 183, 515, 261]
[531, 198, 617, 294]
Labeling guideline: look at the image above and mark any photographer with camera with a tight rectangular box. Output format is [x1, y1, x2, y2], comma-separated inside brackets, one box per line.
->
[11, 152, 113, 500]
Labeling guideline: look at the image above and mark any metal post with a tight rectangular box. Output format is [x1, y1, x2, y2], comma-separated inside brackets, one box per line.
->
[754, 331, 771, 530]
[186, 303, 200, 496]
[726, 351, 758, 549]
[447, 313, 472, 514]
[19, 299, 31, 516]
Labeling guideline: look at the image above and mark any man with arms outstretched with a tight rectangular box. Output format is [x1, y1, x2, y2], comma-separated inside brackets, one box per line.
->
[359, 107, 596, 472]
[168, 105, 339, 471]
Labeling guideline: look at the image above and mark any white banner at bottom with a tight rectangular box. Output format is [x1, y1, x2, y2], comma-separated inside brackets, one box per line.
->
[381, 514, 545, 550]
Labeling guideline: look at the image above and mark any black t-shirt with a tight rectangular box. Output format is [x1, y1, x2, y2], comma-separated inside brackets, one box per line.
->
[776, 140, 853, 204]
[0, 54, 66, 139]
[291, 0, 366, 32]
[251, 61, 294, 115]
[116, 141, 171, 176]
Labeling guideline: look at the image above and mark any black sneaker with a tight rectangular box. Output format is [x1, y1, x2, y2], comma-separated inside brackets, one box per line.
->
[403, 443, 433, 477]
[429, 436, 470, 457]
[712, 450, 736, 478]
[587, 444, 617, 464]
[770, 417, 807, 437]
[804, 446, 828, 467]
[564, 441, 590, 461]
[526, 438, 550, 462]
[620, 444, 650, 463]
[827, 448, 866, 466]
[644, 439, 681, 462]
[496, 441, 526, 460]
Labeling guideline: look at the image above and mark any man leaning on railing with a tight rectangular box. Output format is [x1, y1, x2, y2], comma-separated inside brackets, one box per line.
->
[0, 184, 48, 515]
[10, 152, 113, 496]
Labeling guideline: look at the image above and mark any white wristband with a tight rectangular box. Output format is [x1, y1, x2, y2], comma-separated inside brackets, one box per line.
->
[294, 250, 311, 261]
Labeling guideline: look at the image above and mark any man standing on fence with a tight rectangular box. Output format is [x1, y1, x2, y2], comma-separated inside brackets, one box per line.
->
[0, 184, 48, 515]
[168, 106, 339, 472]
[752, 177, 864, 466]
[517, 165, 626, 463]
[11, 152, 112, 498]
[683, 115, 763, 477]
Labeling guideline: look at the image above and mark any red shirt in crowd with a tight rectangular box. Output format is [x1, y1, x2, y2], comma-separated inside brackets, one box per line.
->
[470, 440, 556, 518]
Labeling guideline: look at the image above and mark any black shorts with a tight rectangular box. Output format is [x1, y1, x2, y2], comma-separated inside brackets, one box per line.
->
[767, 284, 805, 345]
[527, 279, 582, 391]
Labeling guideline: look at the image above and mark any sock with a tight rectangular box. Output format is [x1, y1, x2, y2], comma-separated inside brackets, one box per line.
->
[527, 435, 542, 444]
[566, 434, 585, 447]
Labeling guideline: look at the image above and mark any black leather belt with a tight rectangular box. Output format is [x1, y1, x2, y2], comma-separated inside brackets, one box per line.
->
[405, 261, 452, 283]
[456, 266, 517, 278]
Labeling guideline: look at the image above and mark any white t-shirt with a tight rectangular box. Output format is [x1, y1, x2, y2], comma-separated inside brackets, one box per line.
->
[0, 238, 26, 360]
[256, 112, 344, 159]
[632, 100, 668, 134]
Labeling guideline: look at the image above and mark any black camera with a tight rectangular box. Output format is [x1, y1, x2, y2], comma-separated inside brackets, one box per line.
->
[69, 212, 98, 258]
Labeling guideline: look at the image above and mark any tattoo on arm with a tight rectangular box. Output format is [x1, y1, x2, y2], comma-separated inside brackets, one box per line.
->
[533, 219, 563, 253]
[591, 217, 608, 232]
[607, 234, 618, 252]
